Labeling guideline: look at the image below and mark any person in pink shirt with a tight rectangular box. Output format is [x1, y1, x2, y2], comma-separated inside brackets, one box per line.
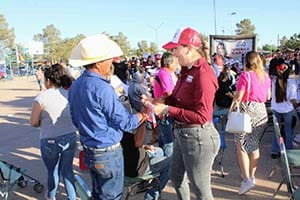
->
[153, 52, 178, 157]
[153, 52, 178, 99]
[231, 51, 271, 195]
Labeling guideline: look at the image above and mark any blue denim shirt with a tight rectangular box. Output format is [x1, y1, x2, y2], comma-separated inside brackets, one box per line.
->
[69, 70, 139, 148]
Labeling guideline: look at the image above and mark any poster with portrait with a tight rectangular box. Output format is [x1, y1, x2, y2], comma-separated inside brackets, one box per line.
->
[209, 35, 256, 68]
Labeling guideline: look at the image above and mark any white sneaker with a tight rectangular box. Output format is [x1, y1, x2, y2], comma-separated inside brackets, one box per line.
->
[239, 178, 255, 195]
[250, 176, 255, 185]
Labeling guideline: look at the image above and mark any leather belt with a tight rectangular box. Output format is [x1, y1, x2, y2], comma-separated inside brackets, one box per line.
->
[174, 122, 212, 129]
[83, 143, 120, 152]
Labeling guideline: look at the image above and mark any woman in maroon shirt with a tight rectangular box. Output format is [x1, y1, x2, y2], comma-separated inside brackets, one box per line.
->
[145, 27, 220, 200]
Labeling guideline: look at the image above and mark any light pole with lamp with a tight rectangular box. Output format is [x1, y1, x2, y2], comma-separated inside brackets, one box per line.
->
[212, 0, 217, 35]
[148, 22, 164, 49]
[229, 12, 237, 35]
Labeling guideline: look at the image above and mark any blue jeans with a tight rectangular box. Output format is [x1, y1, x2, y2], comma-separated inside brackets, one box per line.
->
[170, 123, 220, 200]
[144, 147, 170, 200]
[272, 110, 294, 153]
[40, 132, 77, 200]
[83, 145, 124, 200]
[158, 117, 174, 158]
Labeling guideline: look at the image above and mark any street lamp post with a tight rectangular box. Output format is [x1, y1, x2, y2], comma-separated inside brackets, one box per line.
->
[212, 0, 217, 35]
[149, 22, 164, 49]
[230, 12, 237, 35]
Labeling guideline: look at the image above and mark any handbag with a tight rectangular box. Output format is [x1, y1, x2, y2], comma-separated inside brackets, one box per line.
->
[225, 106, 252, 133]
[225, 72, 252, 134]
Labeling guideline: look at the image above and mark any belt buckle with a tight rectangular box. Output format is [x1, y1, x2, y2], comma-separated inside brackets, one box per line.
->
[83, 145, 104, 152]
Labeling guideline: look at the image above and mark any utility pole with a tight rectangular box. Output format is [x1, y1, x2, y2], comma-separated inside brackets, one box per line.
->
[148, 22, 164, 49]
[230, 12, 237, 35]
[212, 0, 217, 35]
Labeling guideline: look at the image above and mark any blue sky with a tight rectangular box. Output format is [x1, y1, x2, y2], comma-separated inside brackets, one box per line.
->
[0, 0, 299, 49]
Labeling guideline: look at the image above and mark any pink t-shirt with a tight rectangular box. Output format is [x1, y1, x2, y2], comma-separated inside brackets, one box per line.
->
[236, 71, 271, 103]
[153, 68, 175, 99]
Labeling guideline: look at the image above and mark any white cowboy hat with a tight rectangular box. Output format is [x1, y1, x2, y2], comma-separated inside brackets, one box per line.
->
[69, 34, 123, 67]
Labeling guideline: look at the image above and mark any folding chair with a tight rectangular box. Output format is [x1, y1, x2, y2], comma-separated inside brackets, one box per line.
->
[74, 173, 160, 200]
[278, 137, 298, 199]
[293, 188, 300, 200]
[272, 116, 300, 199]
[124, 174, 160, 200]
[268, 114, 298, 179]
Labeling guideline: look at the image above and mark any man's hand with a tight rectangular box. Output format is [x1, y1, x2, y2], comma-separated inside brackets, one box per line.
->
[143, 145, 156, 152]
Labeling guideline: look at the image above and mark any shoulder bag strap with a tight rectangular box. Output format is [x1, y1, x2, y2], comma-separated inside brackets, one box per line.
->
[246, 72, 251, 102]
[229, 72, 251, 113]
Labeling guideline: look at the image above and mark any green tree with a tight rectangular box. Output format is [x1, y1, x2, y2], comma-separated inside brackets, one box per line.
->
[279, 33, 300, 50]
[110, 32, 131, 57]
[235, 19, 256, 36]
[55, 34, 86, 63]
[280, 36, 289, 48]
[136, 40, 150, 57]
[262, 44, 277, 53]
[0, 14, 15, 49]
[149, 42, 158, 55]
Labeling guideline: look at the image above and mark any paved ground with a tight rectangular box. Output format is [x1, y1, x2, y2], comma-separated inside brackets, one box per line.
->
[0, 76, 293, 200]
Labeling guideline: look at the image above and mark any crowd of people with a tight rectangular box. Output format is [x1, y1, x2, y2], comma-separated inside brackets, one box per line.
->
[28, 27, 300, 200]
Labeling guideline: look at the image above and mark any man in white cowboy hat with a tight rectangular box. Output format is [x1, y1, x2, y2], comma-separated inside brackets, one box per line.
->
[68, 34, 147, 200]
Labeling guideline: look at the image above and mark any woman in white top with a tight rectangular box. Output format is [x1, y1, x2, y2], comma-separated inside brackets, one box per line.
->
[30, 64, 77, 200]
[271, 60, 297, 158]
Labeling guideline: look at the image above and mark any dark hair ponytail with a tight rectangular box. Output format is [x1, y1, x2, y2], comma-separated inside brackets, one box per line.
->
[60, 74, 74, 89]
[44, 63, 74, 88]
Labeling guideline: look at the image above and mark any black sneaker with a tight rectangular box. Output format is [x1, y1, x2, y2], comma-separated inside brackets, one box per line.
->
[271, 153, 280, 159]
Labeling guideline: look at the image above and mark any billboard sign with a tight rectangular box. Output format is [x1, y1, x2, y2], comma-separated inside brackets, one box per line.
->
[210, 34, 257, 67]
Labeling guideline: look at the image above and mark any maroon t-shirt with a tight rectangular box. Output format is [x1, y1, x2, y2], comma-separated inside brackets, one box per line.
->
[166, 57, 218, 125]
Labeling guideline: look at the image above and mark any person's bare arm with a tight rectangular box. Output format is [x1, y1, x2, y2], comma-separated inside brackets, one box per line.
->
[225, 91, 234, 99]
[230, 90, 245, 111]
[30, 101, 42, 127]
[267, 88, 271, 100]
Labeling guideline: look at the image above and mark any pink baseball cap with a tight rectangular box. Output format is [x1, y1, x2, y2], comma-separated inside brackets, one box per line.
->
[162, 27, 202, 50]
